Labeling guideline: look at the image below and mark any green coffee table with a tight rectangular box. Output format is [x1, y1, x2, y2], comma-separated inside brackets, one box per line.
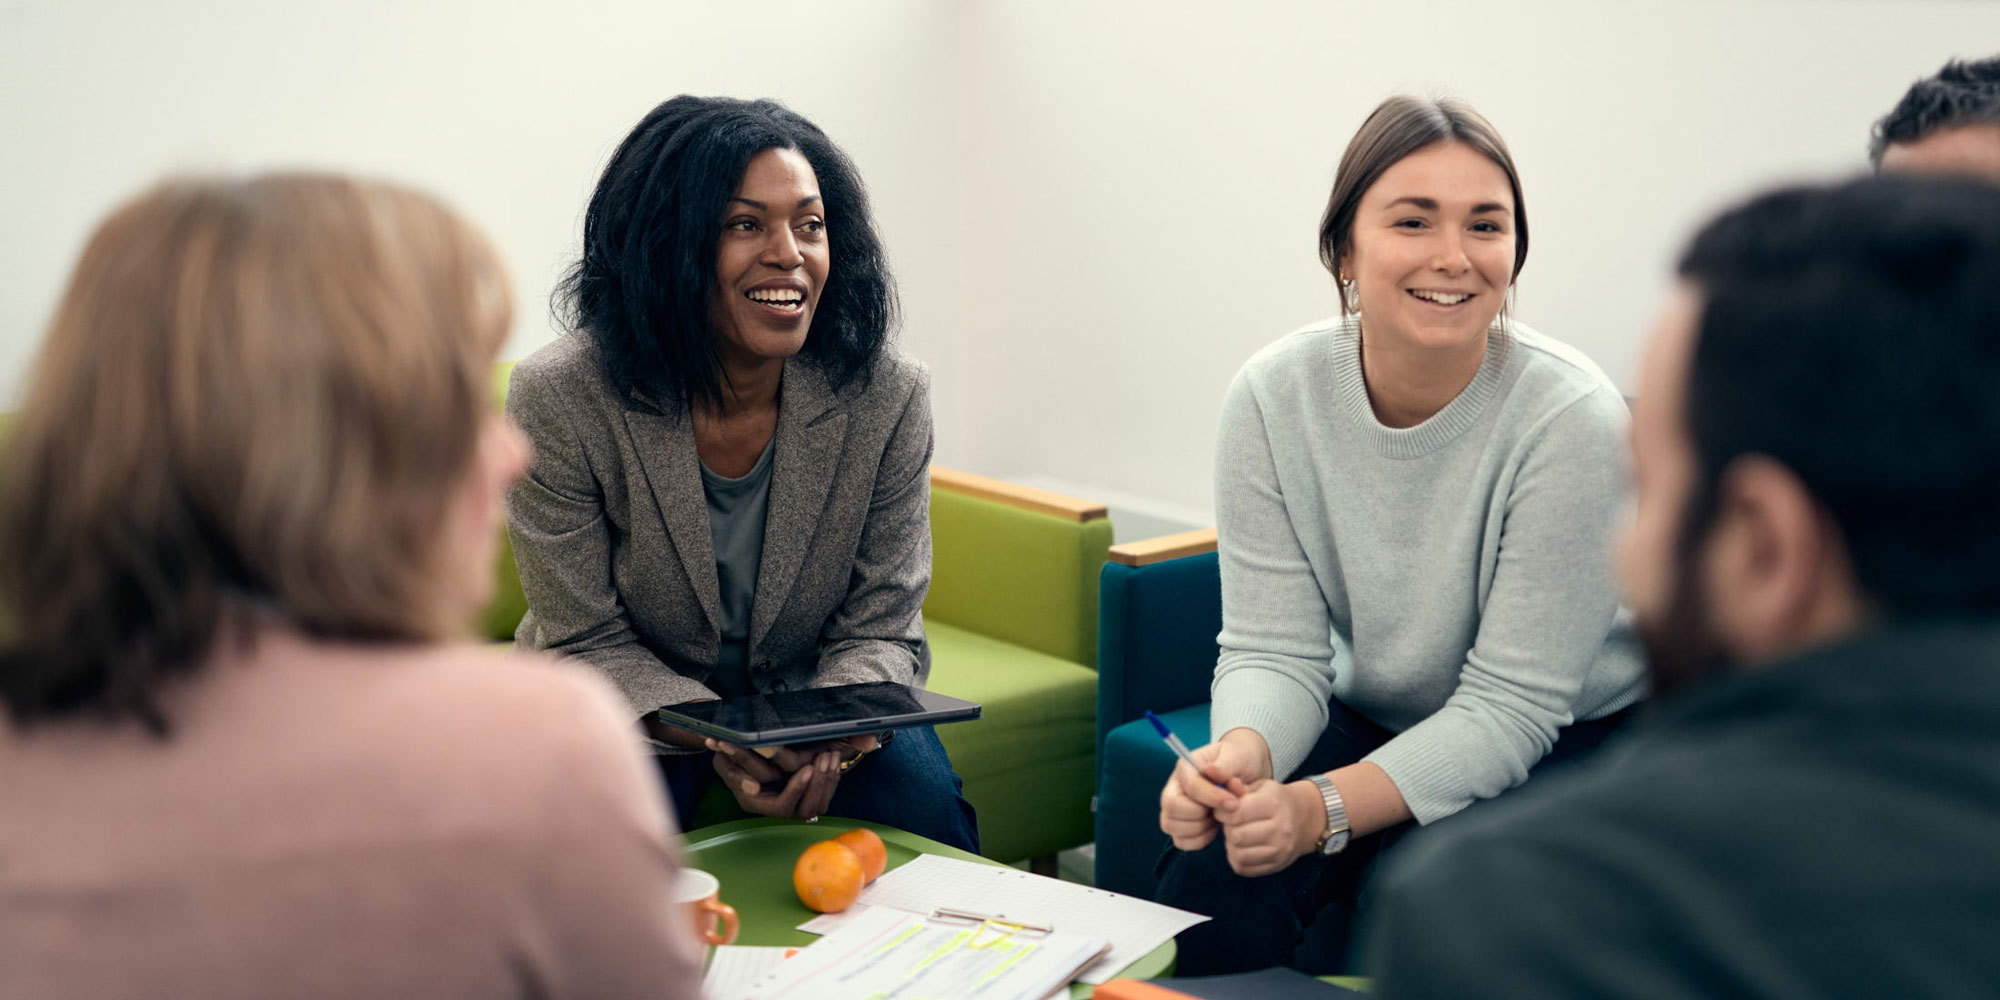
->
[680, 817, 1175, 996]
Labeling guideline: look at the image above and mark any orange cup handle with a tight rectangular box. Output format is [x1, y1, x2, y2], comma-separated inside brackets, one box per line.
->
[703, 900, 739, 946]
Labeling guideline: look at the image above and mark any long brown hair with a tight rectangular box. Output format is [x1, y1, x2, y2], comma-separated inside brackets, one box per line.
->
[1318, 96, 1530, 315]
[0, 174, 511, 733]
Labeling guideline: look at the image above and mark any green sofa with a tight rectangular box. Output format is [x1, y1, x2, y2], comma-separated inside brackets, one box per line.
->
[477, 362, 529, 642]
[923, 468, 1114, 865]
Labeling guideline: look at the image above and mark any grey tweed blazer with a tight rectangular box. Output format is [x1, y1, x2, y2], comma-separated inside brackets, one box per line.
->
[505, 334, 933, 715]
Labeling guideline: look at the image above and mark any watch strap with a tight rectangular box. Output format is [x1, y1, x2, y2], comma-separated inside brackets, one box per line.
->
[1306, 773, 1351, 855]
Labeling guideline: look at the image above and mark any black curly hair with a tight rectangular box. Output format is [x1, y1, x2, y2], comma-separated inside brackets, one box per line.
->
[1869, 55, 2000, 167]
[556, 96, 896, 411]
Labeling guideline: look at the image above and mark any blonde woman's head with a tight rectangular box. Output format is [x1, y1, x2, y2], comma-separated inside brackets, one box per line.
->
[0, 173, 523, 731]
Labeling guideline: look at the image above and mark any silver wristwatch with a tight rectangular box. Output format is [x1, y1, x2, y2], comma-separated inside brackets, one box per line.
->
[1306, 773, 1351, 855]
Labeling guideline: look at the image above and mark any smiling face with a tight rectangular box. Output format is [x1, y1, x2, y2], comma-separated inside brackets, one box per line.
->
[708, 147, 829, 372]
[1341, 141, 1517, 357]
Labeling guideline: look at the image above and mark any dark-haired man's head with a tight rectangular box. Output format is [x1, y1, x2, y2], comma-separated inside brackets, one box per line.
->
[1619, 175, 2000, 696]
[1871, 55, 2000, 180]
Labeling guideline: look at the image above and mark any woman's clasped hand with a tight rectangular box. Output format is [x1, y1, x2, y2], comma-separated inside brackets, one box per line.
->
[705, 735, 879, 821]
[1159, 728, 1330, 877]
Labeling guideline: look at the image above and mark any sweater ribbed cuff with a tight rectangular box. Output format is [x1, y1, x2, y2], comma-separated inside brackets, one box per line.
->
[1209, 668, 1329, 781]
[1364, 733, 1477, 826]
[1582, 676, 1649, 721]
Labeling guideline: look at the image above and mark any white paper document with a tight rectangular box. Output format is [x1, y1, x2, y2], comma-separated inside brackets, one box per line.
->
[702, 946, 795, 999]
[791, 854, 1207, 984]
[797, 903, 876, 935]
[743, 906, 1106, 1000]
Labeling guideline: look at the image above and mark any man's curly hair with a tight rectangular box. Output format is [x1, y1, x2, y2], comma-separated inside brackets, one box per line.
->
[1870, 55, 2000, 167]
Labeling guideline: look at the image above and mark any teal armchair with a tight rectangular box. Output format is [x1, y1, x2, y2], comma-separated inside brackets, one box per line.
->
[1093, 529, 1221, 899]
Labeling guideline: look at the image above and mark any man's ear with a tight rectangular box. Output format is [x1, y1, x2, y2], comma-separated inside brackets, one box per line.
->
[1703, 455, 1862, 660]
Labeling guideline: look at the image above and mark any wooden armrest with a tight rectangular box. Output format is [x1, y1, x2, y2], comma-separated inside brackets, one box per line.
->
[929, 466, 1108, 522]
[1107, 528, 1217, 567]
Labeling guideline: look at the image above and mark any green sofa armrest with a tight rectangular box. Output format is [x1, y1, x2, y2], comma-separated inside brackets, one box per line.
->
[924, 467, 1112, 668]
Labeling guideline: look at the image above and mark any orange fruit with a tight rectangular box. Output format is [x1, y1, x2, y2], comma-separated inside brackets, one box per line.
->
[834, 827, 888, 884]
[793, 840, 866, 913]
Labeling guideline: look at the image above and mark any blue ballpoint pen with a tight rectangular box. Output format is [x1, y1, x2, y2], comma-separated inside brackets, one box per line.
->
[1145, 710, 1229, 789]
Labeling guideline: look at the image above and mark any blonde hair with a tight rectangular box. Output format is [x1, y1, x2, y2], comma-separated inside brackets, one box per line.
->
[0, 173, 512, 731]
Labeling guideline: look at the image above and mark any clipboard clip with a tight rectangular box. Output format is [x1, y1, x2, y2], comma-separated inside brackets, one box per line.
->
[930, 907, 1053, 948]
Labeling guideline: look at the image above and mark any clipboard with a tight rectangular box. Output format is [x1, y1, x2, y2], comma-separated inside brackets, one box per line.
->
[739, 906, 1108, 1000]
[655, 681, 981, 747]
[794, 854, 1209, 985]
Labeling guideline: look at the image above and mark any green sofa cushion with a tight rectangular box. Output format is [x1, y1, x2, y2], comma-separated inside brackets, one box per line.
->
[478, 528, 529, 642]
[491, 360, 516, 407]
[480, 360, 526, 641]
[924, 490, 1112, 667]
[924, 618, 1097, 863]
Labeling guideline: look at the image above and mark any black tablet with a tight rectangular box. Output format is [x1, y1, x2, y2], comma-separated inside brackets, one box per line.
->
[654, 681, 981, 747]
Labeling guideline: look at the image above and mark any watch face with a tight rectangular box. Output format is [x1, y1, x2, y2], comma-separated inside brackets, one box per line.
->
[1307, 774, 1348, 855]
[1320, 828, 1350, 855]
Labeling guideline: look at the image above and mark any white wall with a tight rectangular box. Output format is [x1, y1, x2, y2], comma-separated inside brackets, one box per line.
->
[954, 0, 2000, 522]
[0, 0, 972, 454]
[4, 0, 1997, 527]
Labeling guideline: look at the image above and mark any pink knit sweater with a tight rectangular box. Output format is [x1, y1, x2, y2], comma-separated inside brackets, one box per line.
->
[0, 622, 702, 999]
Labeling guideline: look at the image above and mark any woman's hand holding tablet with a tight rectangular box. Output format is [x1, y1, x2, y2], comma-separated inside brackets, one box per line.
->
[658, 683, 978, 821]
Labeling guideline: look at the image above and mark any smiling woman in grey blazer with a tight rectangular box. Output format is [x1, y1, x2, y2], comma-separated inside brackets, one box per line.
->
[507, 96, 977, 852]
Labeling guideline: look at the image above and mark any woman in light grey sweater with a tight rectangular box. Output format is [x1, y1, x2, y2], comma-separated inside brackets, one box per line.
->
[1156, 96, 1647, 975]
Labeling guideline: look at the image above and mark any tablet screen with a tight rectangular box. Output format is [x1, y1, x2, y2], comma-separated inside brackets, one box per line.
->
[655, 681, 980, 747]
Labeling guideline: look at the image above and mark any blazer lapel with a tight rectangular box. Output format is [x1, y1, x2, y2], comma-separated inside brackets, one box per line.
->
[750, 358, 845, 651]
[623, 400, 722, 633]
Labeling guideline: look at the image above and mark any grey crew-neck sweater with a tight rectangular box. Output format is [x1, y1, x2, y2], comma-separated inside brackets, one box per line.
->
[1209, 315, 1647, 825]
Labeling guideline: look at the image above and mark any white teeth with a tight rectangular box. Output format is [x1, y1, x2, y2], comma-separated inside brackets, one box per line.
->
[1410, 290, 1471, 305]
[747, 289, 804, 306]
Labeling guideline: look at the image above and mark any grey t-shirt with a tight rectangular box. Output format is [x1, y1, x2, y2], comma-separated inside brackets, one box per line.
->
[700, 436, 776, 699]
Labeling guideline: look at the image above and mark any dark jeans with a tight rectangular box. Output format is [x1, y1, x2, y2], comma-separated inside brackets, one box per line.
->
[1155, 696, 1633, 975]
[656, 724, 980, 855]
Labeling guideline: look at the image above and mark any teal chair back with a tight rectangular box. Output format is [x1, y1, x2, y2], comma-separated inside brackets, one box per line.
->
[1093, 532, 1221, 898]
